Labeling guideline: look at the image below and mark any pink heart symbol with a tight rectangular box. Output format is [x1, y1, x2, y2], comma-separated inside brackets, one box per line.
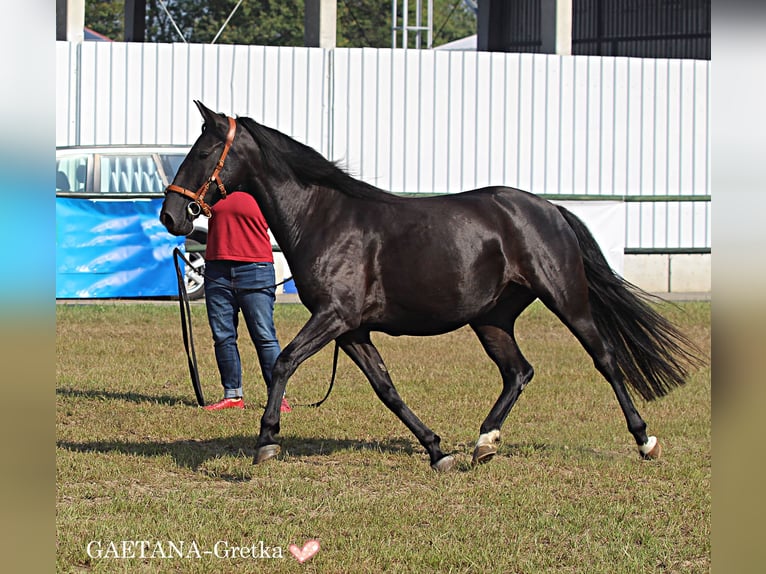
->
[288, 539, 320, 564]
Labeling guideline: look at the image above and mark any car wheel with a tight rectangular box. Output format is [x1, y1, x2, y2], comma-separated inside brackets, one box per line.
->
[184, 238, 206, 300]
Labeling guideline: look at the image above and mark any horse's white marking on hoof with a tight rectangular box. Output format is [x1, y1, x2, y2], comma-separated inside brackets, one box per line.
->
[475, 429, 501, 448]
[431, 455, 456, 472]
[639, 436, 661, 459]
[255, 444, 280, 464]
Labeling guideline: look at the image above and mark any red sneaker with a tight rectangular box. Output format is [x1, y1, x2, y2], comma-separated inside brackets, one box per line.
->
[280, 397, 292, 413]
[203, 398, 244, 411]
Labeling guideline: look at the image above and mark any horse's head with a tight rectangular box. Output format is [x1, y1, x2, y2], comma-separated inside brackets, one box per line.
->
[160, 100, 244, 236]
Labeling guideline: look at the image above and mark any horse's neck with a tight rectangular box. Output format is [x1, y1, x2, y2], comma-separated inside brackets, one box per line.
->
[255, 179, 339, 258]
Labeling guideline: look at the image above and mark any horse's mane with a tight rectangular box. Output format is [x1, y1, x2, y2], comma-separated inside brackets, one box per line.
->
[238, 116, 399, 202]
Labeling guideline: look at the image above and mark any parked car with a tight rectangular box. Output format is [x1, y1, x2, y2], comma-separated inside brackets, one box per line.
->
[56, 145, 208, 299]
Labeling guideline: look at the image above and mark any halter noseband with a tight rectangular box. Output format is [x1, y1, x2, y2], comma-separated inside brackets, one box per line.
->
[165, 116, 237, 218]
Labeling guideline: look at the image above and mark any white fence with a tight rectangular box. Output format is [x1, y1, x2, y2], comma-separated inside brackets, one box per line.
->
[56, 41, 711, 251]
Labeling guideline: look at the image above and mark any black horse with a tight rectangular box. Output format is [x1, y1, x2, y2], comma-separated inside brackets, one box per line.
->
[161, 101, 701, 471]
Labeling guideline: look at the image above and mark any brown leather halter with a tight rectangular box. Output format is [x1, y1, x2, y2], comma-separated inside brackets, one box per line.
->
[165, 116, 237, 218]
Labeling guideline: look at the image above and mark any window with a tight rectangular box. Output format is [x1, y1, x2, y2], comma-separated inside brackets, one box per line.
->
[159, 154, 186, 183]
[56, 156, 88, 192]
[99, 154, 164, 194]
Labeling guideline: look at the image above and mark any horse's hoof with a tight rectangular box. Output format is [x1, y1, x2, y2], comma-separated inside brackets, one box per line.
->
[472, 430, 501, 466]
[472, 444, 497, 466]
[254, 444, 281, 464]
[639, 436, 662, 460]
[431, 455, 456, 472]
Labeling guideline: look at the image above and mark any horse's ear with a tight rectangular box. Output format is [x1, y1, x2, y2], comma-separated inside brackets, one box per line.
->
[194, 100, 211, 119]
[194, 100, 218, 123]
[194, 100, 229, 134]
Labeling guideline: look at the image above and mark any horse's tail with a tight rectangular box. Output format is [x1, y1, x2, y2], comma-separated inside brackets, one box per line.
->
[556, 205, 703, 401]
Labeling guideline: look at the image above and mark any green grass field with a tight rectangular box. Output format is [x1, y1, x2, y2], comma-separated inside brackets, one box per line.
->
[56, 301, 710, 573]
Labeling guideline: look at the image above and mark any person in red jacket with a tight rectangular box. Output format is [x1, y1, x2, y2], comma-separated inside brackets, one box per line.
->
[201, 191, 290, 412]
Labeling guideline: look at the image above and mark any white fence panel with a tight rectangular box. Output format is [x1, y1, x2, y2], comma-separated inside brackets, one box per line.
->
[57, 42, 329, 153]
[56, 43, 78, 145]
[56, 41, 710, 250]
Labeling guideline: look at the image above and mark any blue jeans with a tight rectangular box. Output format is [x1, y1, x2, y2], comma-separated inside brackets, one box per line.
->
[204, 260, 282, 399]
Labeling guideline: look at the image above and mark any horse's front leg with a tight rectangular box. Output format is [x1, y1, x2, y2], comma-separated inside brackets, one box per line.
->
[339, 330, 455, 472]
[254, 309, 348, 464]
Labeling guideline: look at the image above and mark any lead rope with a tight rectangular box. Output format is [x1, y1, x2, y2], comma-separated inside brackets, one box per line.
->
[172, 246, 338, 409]
[173, 247, 205, 406]
[294, 341, 338, 408]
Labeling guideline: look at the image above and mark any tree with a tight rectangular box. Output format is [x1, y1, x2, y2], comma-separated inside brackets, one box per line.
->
[431, 0, 477, 47]
[85, 1, 126, 41]
[146, 0, 305, 45]
[334, 0, 477, 48]
[84, 0, 476, 48]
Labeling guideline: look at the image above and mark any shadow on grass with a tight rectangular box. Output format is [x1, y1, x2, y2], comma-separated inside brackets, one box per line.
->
[57, 434, 418, 480]
[56, 386, 198, 407]
[56, 388, 622, 476]
[57, 434, 625, 482]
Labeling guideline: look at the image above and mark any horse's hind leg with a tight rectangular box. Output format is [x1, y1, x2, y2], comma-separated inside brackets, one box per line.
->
[566, 313, 658, 457]
[470, 296, 536, 465]
[536, 288, 657, 459]
[338, 330, 455, 472]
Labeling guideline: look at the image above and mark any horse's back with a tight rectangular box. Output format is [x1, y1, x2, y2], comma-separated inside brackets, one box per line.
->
[344, 186, 581, 332]
[389, 186, 575, 256]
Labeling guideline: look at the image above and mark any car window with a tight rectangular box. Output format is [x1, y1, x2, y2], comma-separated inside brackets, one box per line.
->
[99, 154, 164, 194]
[159, 154, 187, 182]
[56, 156, 88, 192]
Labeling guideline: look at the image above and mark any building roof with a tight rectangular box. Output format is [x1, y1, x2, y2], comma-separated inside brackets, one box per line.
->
[434, 35, 476, 51]
[84, 27, 112, 42]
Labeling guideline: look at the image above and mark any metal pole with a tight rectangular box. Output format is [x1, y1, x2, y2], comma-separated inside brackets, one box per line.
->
[392, 0, 398, 48]
[157, 0, 187, 43]
[427, 0, 433, 49]
[403, 0, 409, 49]
[211, 0, 245, 44]
[415, 0, 421, 49]
[305, 0, 337, 48]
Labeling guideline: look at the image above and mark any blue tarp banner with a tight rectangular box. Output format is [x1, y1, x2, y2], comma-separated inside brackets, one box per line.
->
[56, 198, 185, 298]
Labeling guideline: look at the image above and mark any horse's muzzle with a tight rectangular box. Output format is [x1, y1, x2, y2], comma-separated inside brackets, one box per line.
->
[160, 209, 194, 236]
